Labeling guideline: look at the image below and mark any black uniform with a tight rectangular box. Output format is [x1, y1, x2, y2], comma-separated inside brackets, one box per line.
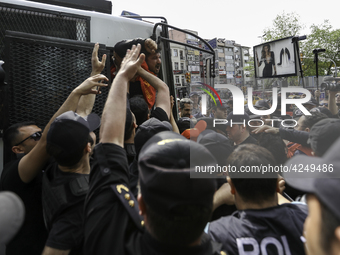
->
[84, 143, 225, 255]
[0, 159, 48, 255]
[42, 162, 88, 254]
[208, 203, 308, 255]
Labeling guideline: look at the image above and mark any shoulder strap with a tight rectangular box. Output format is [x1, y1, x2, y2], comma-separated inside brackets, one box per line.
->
[111, 184, 144, 232]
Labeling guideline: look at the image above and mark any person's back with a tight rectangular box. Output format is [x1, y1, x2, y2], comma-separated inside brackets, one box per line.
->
[209, 203, 307, 254]
[208, 144, 307, 254]
[42, 111, 101, 254]
[42, 162, 88, 254]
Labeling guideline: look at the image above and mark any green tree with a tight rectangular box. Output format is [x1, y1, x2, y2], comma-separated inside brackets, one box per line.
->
[244, 56, 254, 78]
[263, 12, 305, 41]
[300, 20, 340, 77]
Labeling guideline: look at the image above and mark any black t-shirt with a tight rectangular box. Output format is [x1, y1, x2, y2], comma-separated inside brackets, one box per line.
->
[0, 159, 48, 255]
[208, 203, 308, 255]
[43, 162, 87, 254]
[84, 143, 223, 255]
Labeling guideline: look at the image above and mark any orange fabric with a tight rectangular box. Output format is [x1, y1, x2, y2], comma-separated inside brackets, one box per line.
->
[287, 142, 313, 158]
[110, 65, 117, 80]
[111, 61, 156, 109]
[137, 61, 156, 109]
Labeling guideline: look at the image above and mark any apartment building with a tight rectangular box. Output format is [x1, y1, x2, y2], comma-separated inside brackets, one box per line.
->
[169, 29, 201, 97]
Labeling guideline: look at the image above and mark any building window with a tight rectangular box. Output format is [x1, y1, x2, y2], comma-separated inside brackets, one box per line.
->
[181, 76, 185, 85]
[175, 76, 180, 84]
[195, 55, 200, 61]
[225, 55, 233, 60]
[180, 63, 184, 70]
[187, 55, 194, 61]
[173, 49, 178, 57]
[218, 57, 225, 62]
[180, 50, 184, 60]
[174, 62, 179, 70]
[217, 48, 224, 53]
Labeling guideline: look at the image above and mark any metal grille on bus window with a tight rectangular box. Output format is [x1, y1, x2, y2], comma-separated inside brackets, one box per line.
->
[0, 3, 90, 59]
[3, 35, 110, 164]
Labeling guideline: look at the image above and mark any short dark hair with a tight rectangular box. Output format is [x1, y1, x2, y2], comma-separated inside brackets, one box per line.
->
[146, 202, 212, 245]
[46, 134, 91, 167]
[320, 198, 340, 254]
[227, 144, 278, 203]
[257, 133, 287, 165]
[179, 98, 193, 110]
[302, 112, 328, 129]
[130, 96, 148, 126]
[3, 121, 37, 148]
[176, 117, 194, 134]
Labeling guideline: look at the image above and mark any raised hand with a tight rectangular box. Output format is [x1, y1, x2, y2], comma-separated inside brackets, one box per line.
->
[118, 44, 145, 81]
[144, 38, 157, 54]
[74, 74, 108, 95]
[252, 125, 279, 134]
[91, 43, 107, 75]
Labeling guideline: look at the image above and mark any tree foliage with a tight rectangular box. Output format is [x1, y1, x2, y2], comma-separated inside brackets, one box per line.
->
[244, 56, 254, 78]
[263, 12, 305, 41]
[300, 20, 340, 76]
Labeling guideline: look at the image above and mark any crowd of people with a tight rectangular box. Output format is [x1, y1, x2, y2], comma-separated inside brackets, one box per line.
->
[0, 37, 340, 255]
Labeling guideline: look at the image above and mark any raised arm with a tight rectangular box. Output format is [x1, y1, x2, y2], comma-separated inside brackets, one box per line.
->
[100, 44, 145, 147]
[252, 125, 309, 146]
[18, 74, 108, 183]
[76, 43, 107, 117]
[136, 66, 170, 119]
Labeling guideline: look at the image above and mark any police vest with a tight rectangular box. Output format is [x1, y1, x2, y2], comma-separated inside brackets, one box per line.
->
[42, 164, 89, 231]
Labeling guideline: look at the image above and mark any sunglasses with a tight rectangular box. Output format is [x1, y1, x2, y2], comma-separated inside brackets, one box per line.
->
[15, 131, 42, 146]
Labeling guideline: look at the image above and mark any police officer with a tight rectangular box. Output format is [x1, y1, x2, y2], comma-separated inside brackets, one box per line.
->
[83, 44, 226, 255]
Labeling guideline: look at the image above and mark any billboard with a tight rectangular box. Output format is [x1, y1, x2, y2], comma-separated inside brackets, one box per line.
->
[254, 36, 298, 79]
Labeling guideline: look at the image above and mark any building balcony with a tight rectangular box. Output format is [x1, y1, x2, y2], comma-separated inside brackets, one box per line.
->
[173, 70, 184, 74]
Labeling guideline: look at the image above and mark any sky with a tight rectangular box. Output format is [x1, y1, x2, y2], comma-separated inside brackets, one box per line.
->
[111, 0, 340, 50]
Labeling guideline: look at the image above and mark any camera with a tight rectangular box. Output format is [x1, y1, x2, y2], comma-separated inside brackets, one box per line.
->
[321, 82, 340, 91]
